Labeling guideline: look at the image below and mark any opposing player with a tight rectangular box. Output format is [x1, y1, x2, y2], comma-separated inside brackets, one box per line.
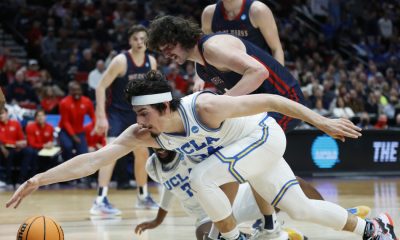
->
[7, 71, 396, 240]
[91, 25, 158, 215]
[135, 148, 306, 240]
[147, 16, 369, 235]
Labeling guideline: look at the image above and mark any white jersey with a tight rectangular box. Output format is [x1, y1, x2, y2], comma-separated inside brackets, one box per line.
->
[155, 91, 269, 162]
[146, 152, 207, 220]
[146, 152, 262, 223]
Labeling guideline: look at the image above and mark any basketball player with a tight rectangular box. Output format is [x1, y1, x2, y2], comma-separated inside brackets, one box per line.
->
[135, 148, 306, 240]
[7, 71, 396, 240]
[0, 89, 5, 111]
[91, 25, 158, 215]
[147, 15, 369, 234]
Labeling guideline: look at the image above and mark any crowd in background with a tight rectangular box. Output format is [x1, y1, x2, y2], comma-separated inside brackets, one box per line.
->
[0, 0, 399, 185]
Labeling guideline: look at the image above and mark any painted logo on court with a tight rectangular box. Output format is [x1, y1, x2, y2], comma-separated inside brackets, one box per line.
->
[311, 135, 339, 169]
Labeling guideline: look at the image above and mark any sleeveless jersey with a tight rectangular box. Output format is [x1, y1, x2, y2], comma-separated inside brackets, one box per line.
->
[155, 91, 268, 162]
[107, 52, 151, 111]
[146, 152, 207, 220]
[211, 0, 269, 52]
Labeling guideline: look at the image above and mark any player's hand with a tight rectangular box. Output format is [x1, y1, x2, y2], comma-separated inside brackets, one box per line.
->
[135, 219, 161, 235]
[319, 118, 362, 142]
[6, 177, 40, 209]
[94, 115, 109, 135]
[193, 75, 205, 92]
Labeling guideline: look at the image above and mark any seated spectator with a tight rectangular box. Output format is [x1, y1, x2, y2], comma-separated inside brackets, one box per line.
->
[374, 114, 389, 129]
[78, 48, 96, 72]
[332, 97, 355, 119]
[88, 60, 105, 100]
[313, 99, 330, 117]
[25, 59, 41, 87]
[6, 70, 39, 108]
[0, 108, 35, 184]
[40, 86, 62, 114]
[26, 109, 57, 172]
[58, 81, 94, 162]
[357, 112, 373, 129]
[84, 122, 105, 152]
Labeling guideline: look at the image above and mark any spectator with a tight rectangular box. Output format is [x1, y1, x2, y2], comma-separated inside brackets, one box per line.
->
[313, 99, 330, 117]
[88, 60, 105, 97]
[40, 86, 62, 114]
[25, 109, 57, 172]
[357, 112, 373, 129]
[6, 70, 39, 108]
[78, 48, 96, 72]
[0, 108, 35, 184]
[58, 81, 95, 162]
[374, 114, 389, 129]
[25, 59, 41, 87]
[332, 97, 355, 119]
[84, 122, 106, 152]
[377, 12, 393, 39]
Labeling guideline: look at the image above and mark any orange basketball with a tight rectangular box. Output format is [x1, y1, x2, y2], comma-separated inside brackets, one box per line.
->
[16, 216, 64, 240]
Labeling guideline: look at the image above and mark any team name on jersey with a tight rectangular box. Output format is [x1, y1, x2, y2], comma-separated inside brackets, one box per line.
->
[128, 73, 146, 81]
[174, 137, 223, 161]
[211, 76, 224, 86]
[163, 168, 193, 197]
[217, 29, 249, 37]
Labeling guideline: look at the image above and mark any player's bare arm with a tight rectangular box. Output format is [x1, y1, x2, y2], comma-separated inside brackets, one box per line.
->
[197, 93, 362, 141]
[94, 54, 126, 134]
[203, 35, 269, 96]
[250, 2, 284, 65]
[149, 55, 158, 70]
[5, 124, 157, 209]
[201, 4, 216, 34]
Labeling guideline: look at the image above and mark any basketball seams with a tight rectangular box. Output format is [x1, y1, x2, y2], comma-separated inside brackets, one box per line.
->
[25, 216, 42, 240]
[43, 216, 46, 240]
[49, 218, 61, 240]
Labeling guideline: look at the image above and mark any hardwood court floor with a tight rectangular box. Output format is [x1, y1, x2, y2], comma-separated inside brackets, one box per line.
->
[0, 178, 399, 240]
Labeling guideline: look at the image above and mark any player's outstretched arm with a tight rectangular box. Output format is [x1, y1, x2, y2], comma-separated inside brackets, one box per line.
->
[197, 93, 362, 142]
[135, 207, 168, 235]
[6, 124, 147, 209]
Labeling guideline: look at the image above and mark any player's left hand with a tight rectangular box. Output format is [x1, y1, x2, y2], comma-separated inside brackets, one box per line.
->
[5, 177, 40, 209]
[319, 118, 362, 142]
[135, 219, 161, 235]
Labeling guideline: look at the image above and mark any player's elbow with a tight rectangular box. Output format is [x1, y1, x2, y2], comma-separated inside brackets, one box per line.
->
[253, 66, 269, 86]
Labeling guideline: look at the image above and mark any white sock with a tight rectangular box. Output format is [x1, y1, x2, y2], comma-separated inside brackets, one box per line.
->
[221, 227, 240, 240]
[353, 217, 367, 236]
[138, 184, 148, 200]
[96, 187, 108, 204]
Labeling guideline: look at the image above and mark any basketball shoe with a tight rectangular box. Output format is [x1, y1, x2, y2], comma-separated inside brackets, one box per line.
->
[284, 227, 308, 240]
[363, 213, 397, 240]
[136, 195, 158, 209]
[348, 206, 371, 219]
[90, 197, 121, 215]
[250, 221, 289, 240]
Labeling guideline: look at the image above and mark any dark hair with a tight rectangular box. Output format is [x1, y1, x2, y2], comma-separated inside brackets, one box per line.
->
[34, 109, 45, 119]
[127, 24, 148, 38]
[148, 15, 202, 52]
[125, 70, 181, 113]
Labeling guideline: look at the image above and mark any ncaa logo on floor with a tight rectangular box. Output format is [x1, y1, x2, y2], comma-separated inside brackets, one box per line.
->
[311, 135, 340, 169]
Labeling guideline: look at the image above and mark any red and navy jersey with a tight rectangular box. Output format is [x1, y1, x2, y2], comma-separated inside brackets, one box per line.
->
[211, 0, 269, 52]
[196, 33, 305, 131]
[108, 52, 152, 111]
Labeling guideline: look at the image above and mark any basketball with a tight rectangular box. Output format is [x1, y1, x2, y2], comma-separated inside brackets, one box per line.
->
[16, 216, 64, 240]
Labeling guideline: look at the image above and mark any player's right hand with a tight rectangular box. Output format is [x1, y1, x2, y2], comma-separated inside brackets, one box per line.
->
[94, 115, 109, 135]
[6, 177, 39, 209]
[135, 219, 160, 235]
[193, 75, 205, 92]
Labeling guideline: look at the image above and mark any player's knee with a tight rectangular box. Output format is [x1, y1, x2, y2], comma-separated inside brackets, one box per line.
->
[189, 166, 213, 192]
[282, 199, 313, 221]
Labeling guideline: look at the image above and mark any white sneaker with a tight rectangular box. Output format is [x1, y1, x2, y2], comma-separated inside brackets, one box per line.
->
[250, 221, 288, 240]
[90, 197, 122, 215]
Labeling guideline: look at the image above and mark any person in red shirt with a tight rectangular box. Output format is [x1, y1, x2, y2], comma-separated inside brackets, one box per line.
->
[0, 108, 35, 184]
[58, 81, 95, 162]
[26, 109, 57, 172]
[84, 122, 106, 152]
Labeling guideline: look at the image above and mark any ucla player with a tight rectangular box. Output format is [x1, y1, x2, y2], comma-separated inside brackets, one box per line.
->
[8, 71, 396, 240]
[135, 148, 307, 240]
[91, 25, 158, 215]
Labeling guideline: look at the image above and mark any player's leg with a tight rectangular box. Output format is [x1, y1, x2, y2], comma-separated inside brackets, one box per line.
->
[134, 146, 158, 209]
[248, 159, 397, 239]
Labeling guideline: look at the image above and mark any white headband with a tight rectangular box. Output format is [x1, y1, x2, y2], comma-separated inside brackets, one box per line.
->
[131, 92, 173, 106]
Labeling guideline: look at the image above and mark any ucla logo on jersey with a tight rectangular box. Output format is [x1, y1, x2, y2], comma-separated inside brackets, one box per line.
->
[175, 137, 223, 161]
[241, 14, 247, 20]
[191, 126, 199, 133]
